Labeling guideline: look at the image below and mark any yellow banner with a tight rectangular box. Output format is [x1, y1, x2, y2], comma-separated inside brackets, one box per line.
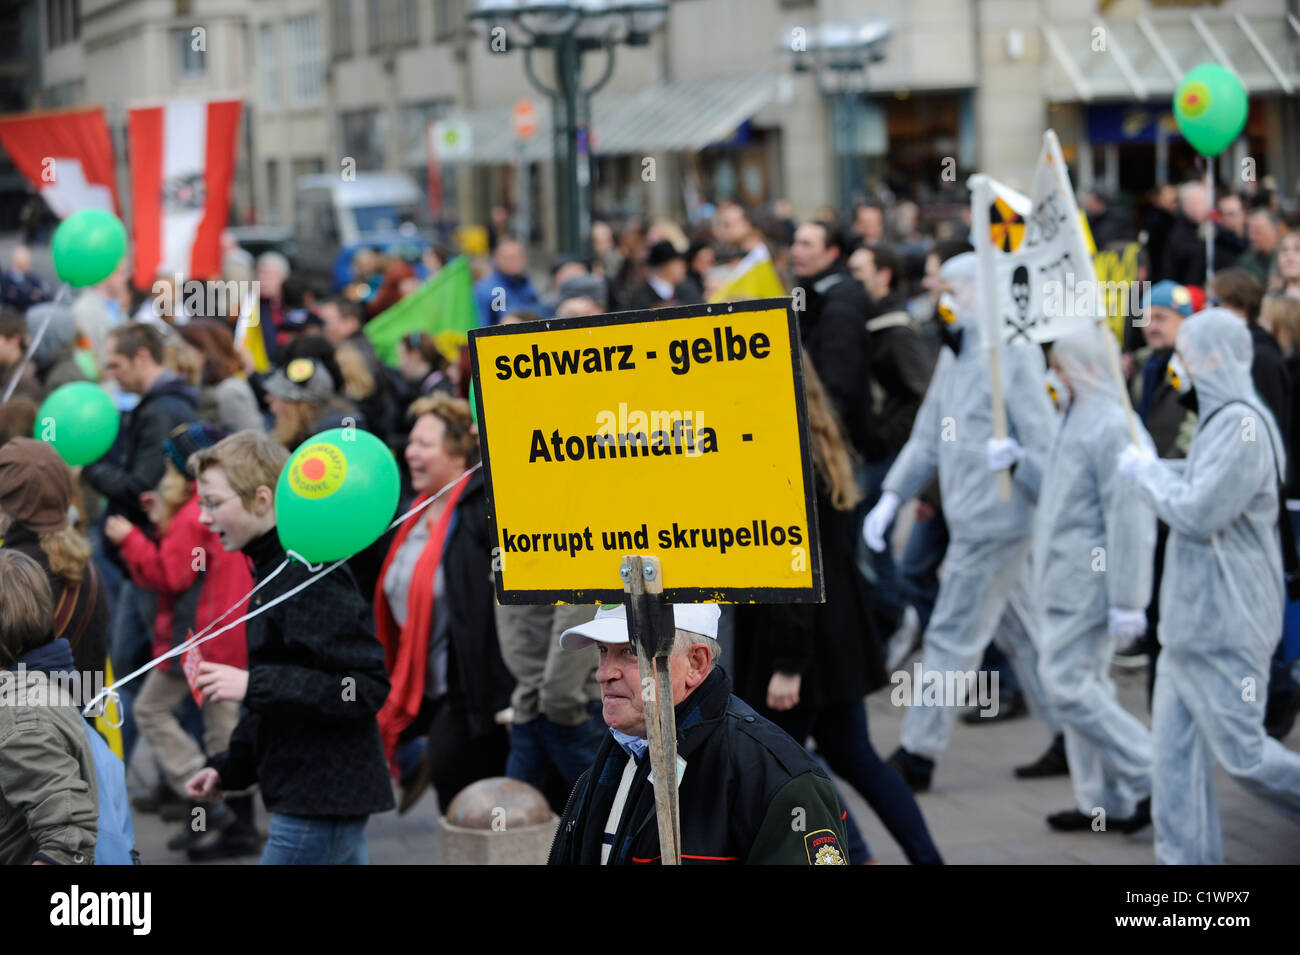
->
[469, 299, 822, 604]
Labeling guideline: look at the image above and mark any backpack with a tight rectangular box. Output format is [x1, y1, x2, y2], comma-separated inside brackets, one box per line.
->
[82, 721, 140, 865]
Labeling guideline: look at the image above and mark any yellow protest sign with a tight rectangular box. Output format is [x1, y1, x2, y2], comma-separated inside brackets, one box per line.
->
[468, 299, 823, 604]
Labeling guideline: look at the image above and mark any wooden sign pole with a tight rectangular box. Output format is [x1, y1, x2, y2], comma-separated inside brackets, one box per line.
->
[620, 554, 681, 866]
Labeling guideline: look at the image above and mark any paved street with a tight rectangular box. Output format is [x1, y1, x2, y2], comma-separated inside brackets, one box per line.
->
[126, 659, 1300, 865]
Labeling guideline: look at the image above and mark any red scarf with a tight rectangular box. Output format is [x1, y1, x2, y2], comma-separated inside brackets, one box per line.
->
[374, 476, 469, 773]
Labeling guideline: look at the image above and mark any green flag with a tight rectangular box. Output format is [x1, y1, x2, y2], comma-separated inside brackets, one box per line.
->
[364, 255, 478, 367]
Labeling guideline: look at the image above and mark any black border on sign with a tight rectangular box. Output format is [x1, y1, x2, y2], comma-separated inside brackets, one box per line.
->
[468, 297, 824, 605]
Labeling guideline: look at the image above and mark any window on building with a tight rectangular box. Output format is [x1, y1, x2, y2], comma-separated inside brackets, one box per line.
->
[330, 0, 352, 59]
[433, 0, 464, 43]
[366, 0, 384, 52]
[265, 159, 281, 227]
[398, 0, 418, 46]
[175, 27, 205, 77]
[340, 109, 385, 171]
[400, 101, 449, 164]
[368, 0, 417, 51]
[285, 14, 325, 106]
[258, 24, 279, 107]
[45, 0, 80, 50]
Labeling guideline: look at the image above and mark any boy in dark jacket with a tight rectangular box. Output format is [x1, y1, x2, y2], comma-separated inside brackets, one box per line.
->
[184, 430, 395, 864]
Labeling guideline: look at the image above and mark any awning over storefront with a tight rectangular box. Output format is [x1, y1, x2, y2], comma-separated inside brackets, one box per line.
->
[1041, 10, 1300, 101]
[406, 72, 784, 166]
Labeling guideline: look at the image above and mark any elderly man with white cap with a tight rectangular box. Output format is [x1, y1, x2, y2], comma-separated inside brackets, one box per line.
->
[547, 603, 850, 865]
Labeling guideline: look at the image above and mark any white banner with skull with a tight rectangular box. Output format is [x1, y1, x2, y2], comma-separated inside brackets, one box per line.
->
[969, 131, 1100, 346]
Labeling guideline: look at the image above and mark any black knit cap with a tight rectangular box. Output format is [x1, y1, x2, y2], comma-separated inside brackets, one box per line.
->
[164, 422, 229, 480]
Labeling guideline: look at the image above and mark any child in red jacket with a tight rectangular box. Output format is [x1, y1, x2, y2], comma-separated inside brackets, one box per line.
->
[104, 423, 258, 860]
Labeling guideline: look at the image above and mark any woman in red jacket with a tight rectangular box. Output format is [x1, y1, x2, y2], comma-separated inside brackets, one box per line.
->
[105, 423, 258, 861]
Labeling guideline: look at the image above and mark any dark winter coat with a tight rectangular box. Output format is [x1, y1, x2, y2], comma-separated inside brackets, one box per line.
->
[548, 667, 849, 865]
[866, 291, 938, 460]
[1157, 215, 1245, 286]
[795, 263, 876, 459]
[439, 470, 515, 738]
[83, 374, 197, 568]
[207, 528, 395, 818]
[733, 481, 888, 708]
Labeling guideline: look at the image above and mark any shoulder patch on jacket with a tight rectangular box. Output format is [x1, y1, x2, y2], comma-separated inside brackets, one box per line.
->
[805, 829, 846, 865]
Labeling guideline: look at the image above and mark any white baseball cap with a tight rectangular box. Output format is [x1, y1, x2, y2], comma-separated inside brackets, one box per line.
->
[559, 603, 721, 651]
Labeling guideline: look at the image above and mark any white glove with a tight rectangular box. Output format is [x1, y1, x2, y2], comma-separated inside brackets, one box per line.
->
[1108, 607, 1148, 641]
[862, 491, 900, 553]
[1116, 443, 1156, 484]
[986, 436, 1022, 471]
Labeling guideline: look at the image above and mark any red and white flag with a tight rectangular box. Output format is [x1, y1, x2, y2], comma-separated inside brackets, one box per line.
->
[0, 106, 119, 218]
[128, 98, 241, 290]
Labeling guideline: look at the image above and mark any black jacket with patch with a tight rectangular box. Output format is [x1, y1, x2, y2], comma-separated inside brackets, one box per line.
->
[547, 667, 849, 865]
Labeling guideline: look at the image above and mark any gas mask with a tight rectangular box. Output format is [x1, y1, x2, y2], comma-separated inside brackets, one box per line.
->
[1044, 370, 1069, 411]
[937, 292, 959, 326]
[1166, 353, 1192, 395]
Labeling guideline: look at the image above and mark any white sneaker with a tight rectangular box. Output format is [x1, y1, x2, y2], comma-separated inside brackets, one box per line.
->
[885, 605, 922, 672]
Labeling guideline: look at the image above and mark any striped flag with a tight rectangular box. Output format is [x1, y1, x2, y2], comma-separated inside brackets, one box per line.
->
[128, 98, 242, 291]
[234, 288, 270, 374]
[708, 244, 785, 303]
[0, 106, 120, 218]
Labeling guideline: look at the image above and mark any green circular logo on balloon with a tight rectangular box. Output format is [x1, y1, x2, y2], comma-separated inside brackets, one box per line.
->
[287, 442, 347, 500]
[1178, 81, 1210, 119]
[275, 427, 400, 564]
[1173, 63, 1248, 157]
[51, 209, 128, 288]
[34, 382, 119, 466]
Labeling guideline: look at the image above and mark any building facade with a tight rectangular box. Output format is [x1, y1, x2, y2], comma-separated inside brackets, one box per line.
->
[8, 0, 1300, 245]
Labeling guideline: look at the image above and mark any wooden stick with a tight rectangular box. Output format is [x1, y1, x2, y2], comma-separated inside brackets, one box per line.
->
[970, 175, 1014, 501]
[621, 555, 681, 865]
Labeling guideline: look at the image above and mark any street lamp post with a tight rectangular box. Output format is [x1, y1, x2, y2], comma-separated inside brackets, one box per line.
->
[470, 1, 668, 255]
[785, 19, 891, 209]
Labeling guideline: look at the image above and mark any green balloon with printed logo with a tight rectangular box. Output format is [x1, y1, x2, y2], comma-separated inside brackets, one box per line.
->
[1172, 63, 1248, 157]
[275, 427, 400, 563]
[33, 382, 119, 466]
[50, 209, 128, 288]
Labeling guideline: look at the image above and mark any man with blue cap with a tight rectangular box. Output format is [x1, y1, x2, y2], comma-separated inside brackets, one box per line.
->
[547, 603, 850, 865]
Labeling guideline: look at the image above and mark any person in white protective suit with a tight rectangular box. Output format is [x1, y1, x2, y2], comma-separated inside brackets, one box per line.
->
[1117, 308, 1300, 864]
[1035, 324, 1157, 834]
[863, 252, 1062, 791]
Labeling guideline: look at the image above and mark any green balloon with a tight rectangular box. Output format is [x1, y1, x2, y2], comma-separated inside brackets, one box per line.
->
[1173, 63, 1248, 157]
[34, 382, 119, 466]
[51, 210, 127, 288]
[275, 427, 400, 564]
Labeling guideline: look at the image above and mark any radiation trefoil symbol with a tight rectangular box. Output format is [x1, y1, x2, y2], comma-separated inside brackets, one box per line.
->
[989, 195, 1026, 253]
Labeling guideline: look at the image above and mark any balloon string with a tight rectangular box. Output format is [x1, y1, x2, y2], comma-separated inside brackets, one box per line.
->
[80, 463, 482, 717]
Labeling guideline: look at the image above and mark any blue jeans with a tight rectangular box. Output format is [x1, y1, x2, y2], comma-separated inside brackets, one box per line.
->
[770, 699, 943, 864]
[507, 708, 605, 808]
[260, 814, 369, 865]
[899, 508, 948, 634]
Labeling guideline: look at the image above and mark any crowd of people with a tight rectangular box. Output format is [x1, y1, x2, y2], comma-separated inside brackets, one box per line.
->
[1, 171, 1300, 866]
